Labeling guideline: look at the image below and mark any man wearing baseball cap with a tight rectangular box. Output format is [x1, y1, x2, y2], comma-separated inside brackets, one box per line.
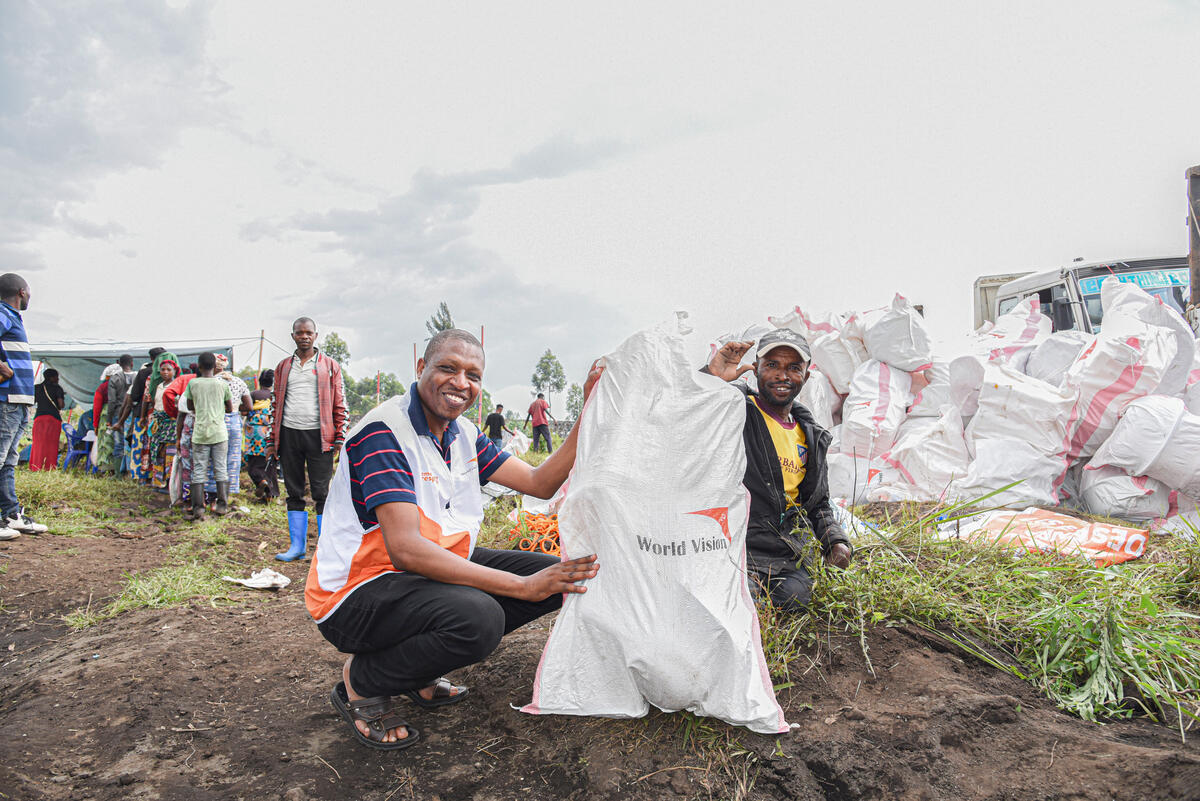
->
[703, 328, 852, 611]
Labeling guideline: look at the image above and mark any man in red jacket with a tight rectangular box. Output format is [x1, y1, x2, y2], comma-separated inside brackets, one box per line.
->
[271, 317, 348, 561]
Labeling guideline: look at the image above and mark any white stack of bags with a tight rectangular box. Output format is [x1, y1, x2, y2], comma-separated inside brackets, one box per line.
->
[768, 285, 1200, 532]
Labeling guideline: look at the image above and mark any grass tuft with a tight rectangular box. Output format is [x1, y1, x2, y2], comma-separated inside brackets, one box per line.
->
[64, 560, 234, 629]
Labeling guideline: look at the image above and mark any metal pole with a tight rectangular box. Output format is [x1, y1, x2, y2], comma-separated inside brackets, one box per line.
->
[255, 329, 265, 390]
[1188, 165, 1200, 307]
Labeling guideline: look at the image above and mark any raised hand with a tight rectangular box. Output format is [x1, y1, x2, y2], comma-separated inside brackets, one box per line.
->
[707, 340, 756, 382]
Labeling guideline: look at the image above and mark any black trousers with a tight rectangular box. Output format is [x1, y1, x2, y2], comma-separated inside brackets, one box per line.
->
[531, 424, 553, 453]
[245, 455, 279, 497]
[317, 548, 560, 698]
[748, 562, 813, 612]
[279, 426, 333, 514]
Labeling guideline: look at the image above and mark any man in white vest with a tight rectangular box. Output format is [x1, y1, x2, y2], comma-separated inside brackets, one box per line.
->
[306, 329, 602, 749]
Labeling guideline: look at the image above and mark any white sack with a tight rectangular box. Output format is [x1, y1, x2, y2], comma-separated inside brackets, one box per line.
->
[827, 453, 883, 504]
[863, 294, 935, 371]
[810, 330, 867, 394]
[1079, 465, 1170, 522]
[768, 306, 844, 344]
[839, 360, 912, 459]
[1088, 395, 1200, 500]
[523, 324, 787, 734]
[1025, 330, 1093, 386]
[952, 439, 1067, 508]
[1100, 282, 1194, 397]
[907, 362, 952, 417]
[877, 407, 970, 502]
[1185, 341, 1200, 415]
[503, 430, 531, 457]
[1061, 315, 1174, 461]
[797, 366, 841, 431]
[966, 363, 1074, 459]
[841, 307, 888, 348]
[948, 354, 986, 417]
[969, 297, 1051, 371]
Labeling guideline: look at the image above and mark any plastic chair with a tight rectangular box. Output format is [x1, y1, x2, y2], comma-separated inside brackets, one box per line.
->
[61, 417, 96, 472]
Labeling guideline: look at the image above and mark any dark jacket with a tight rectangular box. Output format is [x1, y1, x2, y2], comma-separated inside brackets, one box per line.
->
[729, 381, 850, 573]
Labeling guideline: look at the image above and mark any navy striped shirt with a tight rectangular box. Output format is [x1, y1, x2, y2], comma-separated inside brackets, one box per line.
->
[344, 394, 510, 530]
[0, 302, 33, 405]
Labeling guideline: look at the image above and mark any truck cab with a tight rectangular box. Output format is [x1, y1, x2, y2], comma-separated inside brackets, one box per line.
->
[975, 256, 1191, 333]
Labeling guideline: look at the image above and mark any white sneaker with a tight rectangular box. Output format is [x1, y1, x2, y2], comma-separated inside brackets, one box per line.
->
[5, 510, 47, 535]
[0, 526, 20, 541]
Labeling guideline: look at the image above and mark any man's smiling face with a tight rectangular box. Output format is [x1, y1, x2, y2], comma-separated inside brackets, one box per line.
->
[755, 345, 808, 409]
[416, 339, 485, 425]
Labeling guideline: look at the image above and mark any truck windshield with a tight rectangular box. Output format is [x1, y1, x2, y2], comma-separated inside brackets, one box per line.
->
[1078, 268, 1190, 332]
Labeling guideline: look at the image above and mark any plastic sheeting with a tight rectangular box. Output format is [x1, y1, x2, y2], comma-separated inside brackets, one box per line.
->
[523, 322, 787, 734]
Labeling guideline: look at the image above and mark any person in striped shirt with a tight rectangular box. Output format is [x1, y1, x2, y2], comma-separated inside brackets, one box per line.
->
[0, 273, 47, 539]
[308, 329, 602, 749]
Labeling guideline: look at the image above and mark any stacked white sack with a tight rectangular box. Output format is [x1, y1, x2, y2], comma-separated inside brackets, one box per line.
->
[839, 360, 912, 459]
[968, 297, 1051, 372]
[768, 307, 844, 345]
[827, 452, 882, 504]
[873, 407, 969, 502]
[1099, 282, 1195, 397]
[524, 323, 787, 734]
[811, 331, 867, 394]
[1186, 340, 1200, 415]
[1024, 330, 1093, 387]
[908, 362, 952, 417]
[1088, 395, 1200, 500]
[1061, 282, 1184, 461]
[954, 363, 1073, 507]
[797, 366, 841, 431]
[1079, 465, 1170, 521]
[863, 294, 935, 372]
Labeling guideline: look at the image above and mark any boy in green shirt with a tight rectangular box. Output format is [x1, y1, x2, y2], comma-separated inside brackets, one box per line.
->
[181, 352, 233, 519]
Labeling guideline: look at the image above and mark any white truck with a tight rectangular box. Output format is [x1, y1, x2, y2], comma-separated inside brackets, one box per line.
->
[973, 256, 1194, 334]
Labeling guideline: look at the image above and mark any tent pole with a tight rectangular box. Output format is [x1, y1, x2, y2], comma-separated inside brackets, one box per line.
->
[256, 329, 264, 389]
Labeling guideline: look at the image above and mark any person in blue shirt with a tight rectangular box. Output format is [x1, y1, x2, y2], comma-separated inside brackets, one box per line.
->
[0, 273, 47, 537]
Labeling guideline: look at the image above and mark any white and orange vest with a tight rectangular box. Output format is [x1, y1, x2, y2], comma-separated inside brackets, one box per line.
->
[305, 393, 485, 623]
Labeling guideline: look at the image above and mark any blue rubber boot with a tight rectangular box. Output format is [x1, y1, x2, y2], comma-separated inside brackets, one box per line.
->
[275, 511, 309, 561]
[316, 514, 323, 537]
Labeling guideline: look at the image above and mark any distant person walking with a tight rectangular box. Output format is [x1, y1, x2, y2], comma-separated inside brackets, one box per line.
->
[270, 317, 348, 561]
[483, 404, 514, 449]
[244, 369, 277, 502]
[29, 368, 65, 471]
[180, 353, 233, 519]
[0, 273, 47, 538]
[524, 393, 555, 454]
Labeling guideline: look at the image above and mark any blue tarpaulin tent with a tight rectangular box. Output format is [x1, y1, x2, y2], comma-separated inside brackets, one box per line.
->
[28, 340, 238, 407]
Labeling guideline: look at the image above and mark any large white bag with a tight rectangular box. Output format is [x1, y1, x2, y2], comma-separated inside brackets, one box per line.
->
[948, 354, 987, 417]
[1184, 341, 1200, 415]
[1079, 465, 1170, 522]
[1024, 330, 1093, 387]
[1100, 282, 1194, 397]
[969, 297, 1051, 371]
[1061, 315, 1174, 461]
[1088, 395, 1200, 500]
[839, 360, 912, 459]
[878, 407, 970, 502]
[965, 363, 1074, 459]
[907, 362, 952, 417]
[523, 324, 787, 734]
[827, 452, 883, 504]
[952, 439, 1068, 508]
[810, 330, 867, 394]
[796, 366, 841, 430]
[863, 293, 935, 371]
[768, 306, 844, 344]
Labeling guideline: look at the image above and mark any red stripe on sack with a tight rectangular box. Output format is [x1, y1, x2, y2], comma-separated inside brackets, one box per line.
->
[1131, 475, 1151, 494]
[881, 454, 916, 485]
[799, 307, 837, 334]
[870, 363, 892, 431]
[1066, 361, 1145, 459]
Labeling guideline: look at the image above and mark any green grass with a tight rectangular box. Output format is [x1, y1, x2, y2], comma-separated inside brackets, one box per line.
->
[15, 469, 146, 537]
[781, 502, 1200, 740]
[63, 559, 235, 629]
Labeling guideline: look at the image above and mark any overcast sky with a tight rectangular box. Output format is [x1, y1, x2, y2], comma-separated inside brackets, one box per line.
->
[4, 1, 1199, 409]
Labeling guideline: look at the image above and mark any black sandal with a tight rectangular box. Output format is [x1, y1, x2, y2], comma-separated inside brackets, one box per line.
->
[403, 677, 469, 708]
[329, 681, 419, 751]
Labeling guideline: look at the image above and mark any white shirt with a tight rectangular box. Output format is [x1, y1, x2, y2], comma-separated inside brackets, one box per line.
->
[282, 353, 320, 430]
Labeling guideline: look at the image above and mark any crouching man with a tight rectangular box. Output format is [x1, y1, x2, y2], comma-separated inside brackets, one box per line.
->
[306, 329, 602, 749]
[704, 329, 852, 611]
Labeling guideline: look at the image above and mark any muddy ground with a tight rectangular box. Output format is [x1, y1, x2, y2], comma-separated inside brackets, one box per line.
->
[1, 492, 1197, 801]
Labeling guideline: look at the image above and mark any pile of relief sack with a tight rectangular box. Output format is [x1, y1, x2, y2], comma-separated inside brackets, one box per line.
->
[757, 282, 1200, 533]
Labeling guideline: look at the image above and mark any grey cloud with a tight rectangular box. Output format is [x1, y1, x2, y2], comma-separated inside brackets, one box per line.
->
[0, 0, 221, 268]
[268, 135, 632, 387]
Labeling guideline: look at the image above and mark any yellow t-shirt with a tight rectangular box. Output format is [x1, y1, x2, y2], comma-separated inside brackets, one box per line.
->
[752, 397, 808, 506]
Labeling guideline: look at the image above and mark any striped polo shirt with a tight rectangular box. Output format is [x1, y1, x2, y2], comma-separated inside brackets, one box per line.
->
[345, 385, 510, 529]
[0, 302, 34, 405]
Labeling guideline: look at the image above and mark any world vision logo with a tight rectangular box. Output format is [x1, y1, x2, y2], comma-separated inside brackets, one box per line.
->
[686, 507, 732, 543]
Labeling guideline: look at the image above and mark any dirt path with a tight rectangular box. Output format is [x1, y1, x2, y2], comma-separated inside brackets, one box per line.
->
[0, 506, 1197, 800]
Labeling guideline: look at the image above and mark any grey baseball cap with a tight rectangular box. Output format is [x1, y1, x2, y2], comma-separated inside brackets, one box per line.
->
[755, 328, 811, 363]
